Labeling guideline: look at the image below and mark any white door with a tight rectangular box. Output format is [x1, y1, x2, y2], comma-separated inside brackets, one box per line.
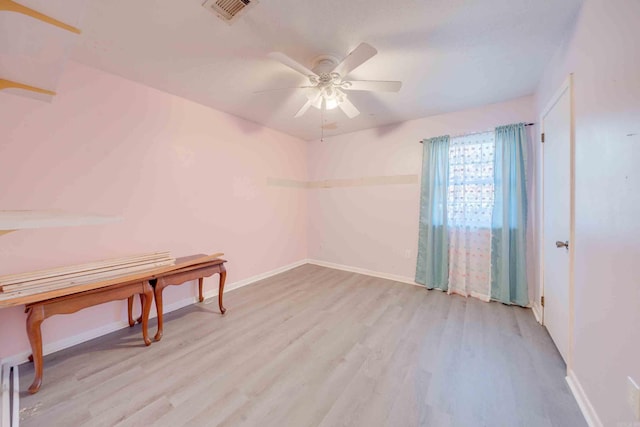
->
[542, 79, 573, 364]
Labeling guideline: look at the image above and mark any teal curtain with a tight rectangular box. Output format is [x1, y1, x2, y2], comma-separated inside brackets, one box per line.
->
[491, 123, 528, 306]
[416, 135, 450, 290]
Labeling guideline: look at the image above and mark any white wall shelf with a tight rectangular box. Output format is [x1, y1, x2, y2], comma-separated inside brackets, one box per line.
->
[0, 210, 121, 234]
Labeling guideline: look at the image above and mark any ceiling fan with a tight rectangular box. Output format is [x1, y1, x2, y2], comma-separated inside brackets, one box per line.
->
[262, 43, 402, 119]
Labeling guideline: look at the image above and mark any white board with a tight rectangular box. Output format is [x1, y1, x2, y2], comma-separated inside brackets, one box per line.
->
[0, 210, 121, 231]
[1, 364, 9, 427]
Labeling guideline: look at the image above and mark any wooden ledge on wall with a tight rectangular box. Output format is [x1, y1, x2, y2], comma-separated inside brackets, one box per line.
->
[0, 79, 56, 97]
[0, 0, 81, 34]
[0, 210, 121, 236]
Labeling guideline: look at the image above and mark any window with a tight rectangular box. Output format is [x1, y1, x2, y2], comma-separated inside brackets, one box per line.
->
[446, 131, 495, 298]
[416, 124, 529, 304]
[447, 132, 495, 228]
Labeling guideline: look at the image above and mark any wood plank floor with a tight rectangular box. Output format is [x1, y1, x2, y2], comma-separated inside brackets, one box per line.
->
[18, 265, 586, 426]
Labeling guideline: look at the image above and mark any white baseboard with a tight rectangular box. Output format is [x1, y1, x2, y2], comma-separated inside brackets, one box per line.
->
[532, 303, 543, 324]
[0, 259, 308, 366]
[307, 259, 421, 287]
[309, 260, 543, 309]
[1, 319, 134, 366]
[307, 260, 490, 304]
[201, 259, 307, 300]
[566, 369, 603, 427]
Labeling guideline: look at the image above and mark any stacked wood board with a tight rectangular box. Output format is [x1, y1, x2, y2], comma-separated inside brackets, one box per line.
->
[0, 252, 224, 308]
[0, 252, 175, 306]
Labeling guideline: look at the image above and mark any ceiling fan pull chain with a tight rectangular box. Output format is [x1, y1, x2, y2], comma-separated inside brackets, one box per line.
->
[321, 108, 325, 142]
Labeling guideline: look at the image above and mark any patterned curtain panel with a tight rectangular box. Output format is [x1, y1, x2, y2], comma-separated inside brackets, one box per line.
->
[415, 135, 450, 290]
[447, 132, 495, 300]
[416, 124, 529, 306]
[491, 123, 529, 306]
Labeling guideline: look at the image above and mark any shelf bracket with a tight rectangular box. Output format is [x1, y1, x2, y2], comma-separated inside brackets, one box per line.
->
[0, 79, 56, 97]
[0, 0, 81, 34]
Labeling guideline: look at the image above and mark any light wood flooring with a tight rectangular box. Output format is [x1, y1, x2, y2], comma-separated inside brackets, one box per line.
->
[19, 264, 586, 426]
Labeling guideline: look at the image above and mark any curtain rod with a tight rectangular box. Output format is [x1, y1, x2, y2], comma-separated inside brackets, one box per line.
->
[419, 122, 535, 143]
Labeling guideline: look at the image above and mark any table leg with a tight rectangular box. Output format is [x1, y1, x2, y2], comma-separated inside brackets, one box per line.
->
[127, 296, 135, 327]
[219, 266, 227, 315]
[198, 277, 204, 303]
[154, 284, 164, 342]
[137, 293, 144, 324]
[141, 283, 153, 346]
[25, 305, 45, 394]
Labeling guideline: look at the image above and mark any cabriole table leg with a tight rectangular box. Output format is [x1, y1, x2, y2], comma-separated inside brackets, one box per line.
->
[25, 305, 45, 394]
[141, 282, 153, 346]
[153, 282, 164, 342]
[127, 296, 135, 327]
[218, 266, 227, 315]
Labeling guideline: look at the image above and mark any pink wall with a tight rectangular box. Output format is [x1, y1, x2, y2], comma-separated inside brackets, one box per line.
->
[307, 96, 535, 282]
[534, 0, 640, 424]
[0, 61, 308, 359]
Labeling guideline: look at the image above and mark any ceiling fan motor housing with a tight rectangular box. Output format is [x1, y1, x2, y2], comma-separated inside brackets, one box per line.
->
[311, 55, 339, 75]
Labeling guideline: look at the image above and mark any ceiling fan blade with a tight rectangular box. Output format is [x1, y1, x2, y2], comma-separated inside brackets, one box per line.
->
[294, 100, 313, 118]
[345, 80, 402, 92]
[311, 93, 323, 109]
[253, 86, 314, 94]
[333, 43, 378, 77]
[268, 52, 318, 77]
[294, 90, 322, 118]
[338, 98, 360, 118]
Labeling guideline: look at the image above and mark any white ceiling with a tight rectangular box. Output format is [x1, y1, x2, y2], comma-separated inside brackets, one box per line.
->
[69, 0, 583, 140]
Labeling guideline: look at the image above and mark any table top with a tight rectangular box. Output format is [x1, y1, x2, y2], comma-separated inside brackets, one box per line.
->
[0, 253, 225, 308]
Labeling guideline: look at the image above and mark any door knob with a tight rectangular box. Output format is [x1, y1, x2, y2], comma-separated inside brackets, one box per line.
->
[555, 240, 569, 249]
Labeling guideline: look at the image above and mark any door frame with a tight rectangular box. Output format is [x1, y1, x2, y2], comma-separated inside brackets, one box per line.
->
[538, 74, 575, 370]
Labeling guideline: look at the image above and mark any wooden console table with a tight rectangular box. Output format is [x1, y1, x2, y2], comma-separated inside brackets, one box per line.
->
[24, 280, 153, 394]
[128, 255, 227, 341]
[0, 252, 224, 394]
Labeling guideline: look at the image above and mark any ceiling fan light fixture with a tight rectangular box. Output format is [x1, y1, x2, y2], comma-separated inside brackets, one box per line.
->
[324, 97, 340, 110]
[317, 87, 346, 111]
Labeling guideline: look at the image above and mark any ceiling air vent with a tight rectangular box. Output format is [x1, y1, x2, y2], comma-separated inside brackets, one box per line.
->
[202, 0, 258, 24]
